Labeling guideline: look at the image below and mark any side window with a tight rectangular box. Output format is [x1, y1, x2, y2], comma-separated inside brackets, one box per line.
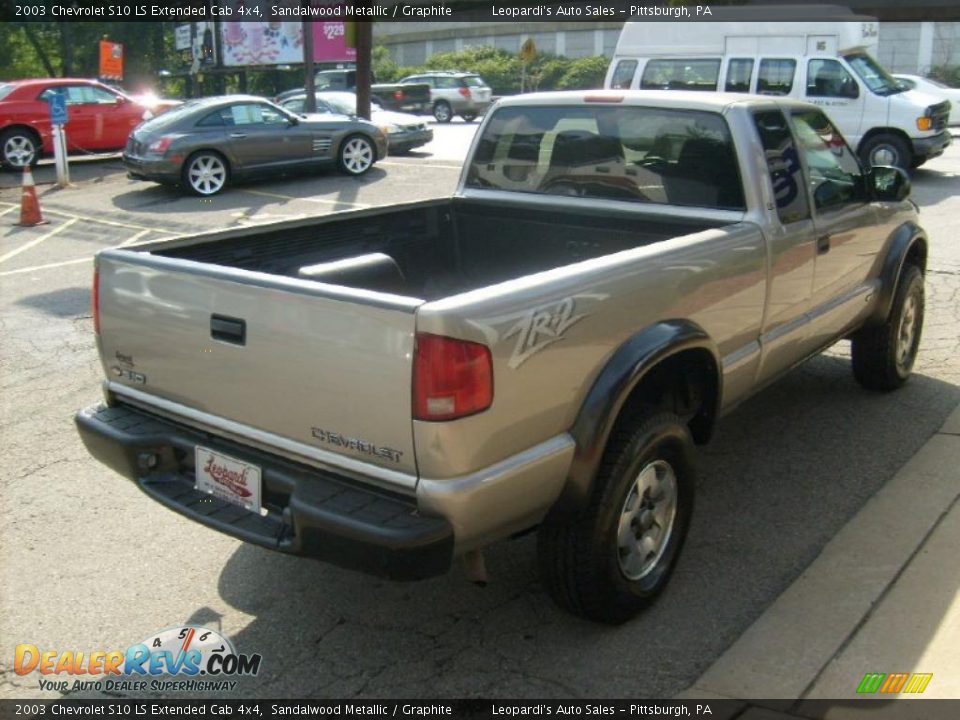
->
[88, 86, 121, 103]
[435, 77, 458, 89]
[226, 104, 288, 126]
[725, 59, 754, 92]
[790, 110, 866, 211]
[38, 87, 66, 102]
[806, 59, 859, 99]
[641, 59, 721, 91]
[757, 59, 797, 95]
[610, 60, 638, 89]
[196, 110, 225, 128]
[752, 109, 809, 224]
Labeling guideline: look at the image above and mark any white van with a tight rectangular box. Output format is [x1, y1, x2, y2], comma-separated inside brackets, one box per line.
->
[605, 11, 952, 170]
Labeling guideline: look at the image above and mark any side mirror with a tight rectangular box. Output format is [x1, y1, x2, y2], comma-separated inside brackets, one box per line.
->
[287, 115, 299, 126]
[870, 165, 911, 201]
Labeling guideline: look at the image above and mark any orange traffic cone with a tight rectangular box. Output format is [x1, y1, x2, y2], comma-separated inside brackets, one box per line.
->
[16, 166, 48, 227]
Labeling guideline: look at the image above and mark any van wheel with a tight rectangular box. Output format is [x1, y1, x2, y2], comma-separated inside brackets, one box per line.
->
[851, 264, 924, 391]
[859, 134, 911, 171]
[537, 412, 696, 624]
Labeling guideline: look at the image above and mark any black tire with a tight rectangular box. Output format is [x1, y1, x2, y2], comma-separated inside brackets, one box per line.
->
[537, 412, 696, 624]
[859, 134, 912, 171]
[0, 127, 41, 171]
[181, 151, 230, 196]
[851, 264, 924, 391]
[461, 113, 477, 123]
[337, 134, 376, 176]
[433, 101, 453, 123]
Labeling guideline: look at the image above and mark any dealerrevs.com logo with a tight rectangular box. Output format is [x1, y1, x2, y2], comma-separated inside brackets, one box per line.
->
[14, 626, 262, 693]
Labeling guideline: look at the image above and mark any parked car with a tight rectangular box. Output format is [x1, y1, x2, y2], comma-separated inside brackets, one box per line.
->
[893, 74, 960, 125]
[0, 78, 179, 171]
[275, 69, 432, 115]
[123, 95, 387, 196]
[80, 90, 926, 623]
[398, 71, 493, 123]
[278, 91, 432, 154]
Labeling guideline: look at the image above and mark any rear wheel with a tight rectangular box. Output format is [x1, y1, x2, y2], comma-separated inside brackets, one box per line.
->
[182, 151, 229, 196]
[338, 135, 375, 176]
[851, 264, 924, 391]
[433, 101, 453, 123]
[1, 128, 40, 171]
[537, 412, 696, 624]
[461, 113, 477, 123]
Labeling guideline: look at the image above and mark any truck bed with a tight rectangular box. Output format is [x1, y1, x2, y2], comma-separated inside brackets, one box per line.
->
[146, 198, 724, 301]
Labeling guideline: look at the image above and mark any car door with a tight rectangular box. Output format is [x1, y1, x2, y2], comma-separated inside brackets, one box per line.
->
[62, 84, 138, 150]
[39, 85, 95, 149]
[751, 108, 818, 385]
[220, 102, 310, 171]
[788, 108, 882, 349]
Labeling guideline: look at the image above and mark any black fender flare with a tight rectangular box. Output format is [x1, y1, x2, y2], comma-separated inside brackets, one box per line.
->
[553, 320, 722, 516]
[866, 221, 927, 327]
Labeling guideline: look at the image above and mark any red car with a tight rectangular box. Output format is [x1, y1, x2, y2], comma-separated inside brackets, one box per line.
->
[0, 78, 179, 171]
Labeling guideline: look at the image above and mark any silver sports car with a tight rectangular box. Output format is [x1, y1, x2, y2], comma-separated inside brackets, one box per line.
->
[123, 95, 388, 196]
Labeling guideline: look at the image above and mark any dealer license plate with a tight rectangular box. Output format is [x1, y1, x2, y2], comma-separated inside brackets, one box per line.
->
[194, 446, 262, 513]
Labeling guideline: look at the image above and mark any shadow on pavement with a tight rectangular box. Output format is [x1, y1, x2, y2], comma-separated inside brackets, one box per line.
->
[16, 286, 91, 318]
[197, 352, 960, 698]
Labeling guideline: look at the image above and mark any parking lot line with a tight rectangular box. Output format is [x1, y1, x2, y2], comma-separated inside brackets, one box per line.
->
[0, 256, 93, 277]
[379, 161, 462, 171]
[0, 218, 78, 264]
[0, 205, 17, 218]
[0, 201, 178, 234]
[237, 188, 370, 208]
[119, 229, 153, 247]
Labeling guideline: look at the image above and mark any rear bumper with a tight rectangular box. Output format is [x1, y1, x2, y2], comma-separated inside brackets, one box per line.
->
[123, 154, 180, 183]
[75, 403, 454, 580]
[911, 130, 951, 160]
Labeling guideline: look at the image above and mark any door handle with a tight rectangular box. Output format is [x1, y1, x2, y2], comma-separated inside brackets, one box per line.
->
[816, 235, 831, 255]
[229, 132, 247, 139]
[210, 314, 246, 345]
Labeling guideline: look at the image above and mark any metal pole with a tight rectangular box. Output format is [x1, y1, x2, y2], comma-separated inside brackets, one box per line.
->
[355, 21, 372, 120]
[53, 124, 70, 188]
[303, 20, 316, 113]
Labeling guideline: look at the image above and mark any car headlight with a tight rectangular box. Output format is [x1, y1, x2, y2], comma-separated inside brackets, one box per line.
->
[380, 124, 403, 135]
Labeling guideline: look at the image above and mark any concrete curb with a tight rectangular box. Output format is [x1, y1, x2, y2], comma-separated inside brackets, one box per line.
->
[679, 402, 960, 703]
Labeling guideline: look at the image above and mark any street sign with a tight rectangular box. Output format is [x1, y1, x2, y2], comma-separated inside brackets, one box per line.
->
[48, 94, 68, 126]
[174, 24, 192, 51]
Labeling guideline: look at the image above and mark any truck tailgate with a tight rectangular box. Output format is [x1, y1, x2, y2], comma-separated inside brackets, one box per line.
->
[96, 251, 421, 485]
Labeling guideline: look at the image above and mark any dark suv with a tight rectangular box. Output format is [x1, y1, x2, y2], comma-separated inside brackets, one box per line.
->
[398, 71, 492, 123]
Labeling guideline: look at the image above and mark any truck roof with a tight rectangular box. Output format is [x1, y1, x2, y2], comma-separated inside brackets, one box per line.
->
[494, 89, 811, 113]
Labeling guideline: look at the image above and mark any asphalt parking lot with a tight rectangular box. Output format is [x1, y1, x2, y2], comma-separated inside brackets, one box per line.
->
[1, 126, 959, 700]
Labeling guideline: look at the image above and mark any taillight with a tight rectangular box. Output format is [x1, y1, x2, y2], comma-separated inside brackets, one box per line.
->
[413, 333, 493, 421]
[147, 135, 173, 154]
[458, 86, 471, 98]
[92, 268, 100, 335]
[394, 89, 404, 101]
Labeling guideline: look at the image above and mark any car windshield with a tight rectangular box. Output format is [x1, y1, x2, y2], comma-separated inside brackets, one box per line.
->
[466, 104, 745, 210]
[319, 94, 355, 114]
[462, 76, 486, 87]
[844, 53, 904, 96]
[0, 83, 15, 101]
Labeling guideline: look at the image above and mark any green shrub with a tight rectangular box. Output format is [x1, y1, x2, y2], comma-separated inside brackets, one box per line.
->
[557, 56, 611, 90]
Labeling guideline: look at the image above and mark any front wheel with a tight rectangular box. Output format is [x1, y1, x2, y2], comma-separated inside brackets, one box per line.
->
[851, 264, 924, 391]
[182, 151, 229, 196]
[338, 135, 375, 176]
[1, 128, 40, 171]
[859, 134, 912, 171]
[460, 113, 477, 123]
[537, 412, 696, 624]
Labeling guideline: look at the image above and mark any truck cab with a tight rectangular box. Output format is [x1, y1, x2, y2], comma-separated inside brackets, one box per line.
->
[605, 11, 952, 170]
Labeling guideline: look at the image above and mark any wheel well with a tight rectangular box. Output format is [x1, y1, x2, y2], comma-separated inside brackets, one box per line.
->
[904, 238, 927, 274]
[338, 133, 379, 160]
[857, 128, 912, 157]
[612, 348, 720, 446]
[183, 149, 231, 174]
[1, 125, 42, 148]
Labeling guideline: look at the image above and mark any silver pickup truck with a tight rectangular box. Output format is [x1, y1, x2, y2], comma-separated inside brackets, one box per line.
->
[77, 91, 927, 623]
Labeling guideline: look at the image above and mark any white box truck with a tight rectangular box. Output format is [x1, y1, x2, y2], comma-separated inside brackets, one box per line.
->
[605, 6, 952, 170]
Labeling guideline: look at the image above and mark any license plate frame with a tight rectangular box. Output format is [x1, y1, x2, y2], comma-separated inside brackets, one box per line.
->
[194, 446, 262, 514]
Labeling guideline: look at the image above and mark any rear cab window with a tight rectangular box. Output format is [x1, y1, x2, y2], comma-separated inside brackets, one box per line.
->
[465, 104, 745, 210]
